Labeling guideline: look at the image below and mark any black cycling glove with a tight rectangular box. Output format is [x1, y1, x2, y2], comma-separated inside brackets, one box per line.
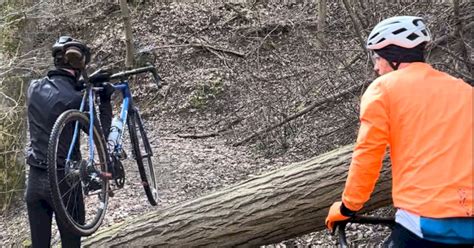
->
[98, 82, 115, 103]
[90, 69, 112, 86]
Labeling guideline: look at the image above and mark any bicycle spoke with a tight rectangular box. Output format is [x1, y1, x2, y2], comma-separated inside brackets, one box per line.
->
[48, 102, 109, 235]
[60, 180, 81, 200]
[56, 172, 75, 186]
[69, 187, 79, 222]
[64, 185, 74, 214]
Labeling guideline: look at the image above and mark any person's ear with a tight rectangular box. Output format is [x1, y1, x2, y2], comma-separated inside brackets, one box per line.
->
[64, 46, 86, 69]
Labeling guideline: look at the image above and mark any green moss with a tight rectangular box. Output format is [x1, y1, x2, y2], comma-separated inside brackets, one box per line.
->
[0, 76, 27, 211]
[0, 2, 27, 57]
[189, 77, 224, 109]
[0, 1, 32, 211]
[22, 239, 32, 247]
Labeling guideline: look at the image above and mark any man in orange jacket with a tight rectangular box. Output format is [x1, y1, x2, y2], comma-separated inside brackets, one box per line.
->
[325, 16, 473, 247]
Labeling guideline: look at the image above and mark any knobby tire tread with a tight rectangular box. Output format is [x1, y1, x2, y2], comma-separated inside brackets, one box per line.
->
[47, 110, 108, 236]
[127, 109, 158, 206]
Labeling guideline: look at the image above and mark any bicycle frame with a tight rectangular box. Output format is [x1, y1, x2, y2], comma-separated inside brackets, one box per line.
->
[48, 64, 161, 235]
[65, 80, 133, 167]
[65, 64, 161, 168]
[109, 81, 133, 154]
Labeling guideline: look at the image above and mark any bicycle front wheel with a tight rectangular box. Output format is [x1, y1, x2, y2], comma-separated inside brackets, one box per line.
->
[127, 108, 158, 206]
[47, 110, 109, 236]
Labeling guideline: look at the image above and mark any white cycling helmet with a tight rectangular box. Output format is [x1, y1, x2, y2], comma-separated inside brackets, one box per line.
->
[367, 16, 431, 50]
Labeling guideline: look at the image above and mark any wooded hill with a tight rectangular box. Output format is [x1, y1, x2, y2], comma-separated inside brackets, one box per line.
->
[0, 0, 472, 245]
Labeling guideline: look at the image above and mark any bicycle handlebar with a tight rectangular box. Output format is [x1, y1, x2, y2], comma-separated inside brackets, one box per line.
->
[335, 215, 395, 248]
[110, 64, 162, 88]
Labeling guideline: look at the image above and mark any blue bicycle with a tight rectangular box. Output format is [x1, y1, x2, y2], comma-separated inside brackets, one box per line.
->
[47, 65, 161, 236]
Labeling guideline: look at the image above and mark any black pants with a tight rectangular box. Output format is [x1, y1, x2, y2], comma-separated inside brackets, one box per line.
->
[384, 223, 473, 248]
[25, 166, 85, 248]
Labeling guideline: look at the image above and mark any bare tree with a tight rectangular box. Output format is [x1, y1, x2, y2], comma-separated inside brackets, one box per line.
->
[120, 0, 135, 68]
[341, 0, 366, 53]
[0, 1, 37, 211]
[317, 0, 327, 40]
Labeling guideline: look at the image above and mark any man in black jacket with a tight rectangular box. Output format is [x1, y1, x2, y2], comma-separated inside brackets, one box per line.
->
[25, 36, 113, 247]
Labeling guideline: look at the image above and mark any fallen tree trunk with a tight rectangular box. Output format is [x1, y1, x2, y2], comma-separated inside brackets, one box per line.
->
[84, 144, 392, 247]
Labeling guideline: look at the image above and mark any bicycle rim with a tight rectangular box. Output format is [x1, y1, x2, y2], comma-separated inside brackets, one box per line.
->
[128, 110, 158, 206]
[47, 110, 109, 236]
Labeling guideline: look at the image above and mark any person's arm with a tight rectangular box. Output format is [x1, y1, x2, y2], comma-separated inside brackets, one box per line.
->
[342, 80, 390, 212]
[89, 70, 114, 138]
[98, 93, 113, 138]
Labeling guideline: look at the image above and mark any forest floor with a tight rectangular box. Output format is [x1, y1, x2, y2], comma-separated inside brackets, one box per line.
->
[0, 115, 393, 247]
[2, 1, 467, 247]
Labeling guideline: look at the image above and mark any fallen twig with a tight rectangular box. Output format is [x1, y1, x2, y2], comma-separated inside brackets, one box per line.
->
[246, 24, 281, 57]
[178, 118, 243, 139]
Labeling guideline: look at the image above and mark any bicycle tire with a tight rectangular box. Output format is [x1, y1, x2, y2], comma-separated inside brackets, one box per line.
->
[47, 110, 109, 236]
[127, 108, 158, 206]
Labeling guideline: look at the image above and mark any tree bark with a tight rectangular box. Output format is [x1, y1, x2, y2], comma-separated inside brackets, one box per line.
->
[119, 0, 135, 68]
[0, 1, 33, 211]
[0, 77, 27, 211]
[84, 144, 392, 247]
[317, 0, 327, 39]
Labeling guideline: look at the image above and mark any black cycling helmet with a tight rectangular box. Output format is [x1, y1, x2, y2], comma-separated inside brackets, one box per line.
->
[52, 36, 91, 68]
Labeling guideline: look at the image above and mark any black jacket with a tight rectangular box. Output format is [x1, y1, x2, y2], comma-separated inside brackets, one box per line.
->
[26, 69, 112, 169]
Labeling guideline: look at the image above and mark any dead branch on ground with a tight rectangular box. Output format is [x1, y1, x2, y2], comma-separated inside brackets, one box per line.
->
[178, 118, 243, 139]
[233, 81, 369, 147]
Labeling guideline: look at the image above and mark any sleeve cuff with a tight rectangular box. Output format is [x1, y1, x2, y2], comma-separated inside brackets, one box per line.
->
[340, 202, 357, 217]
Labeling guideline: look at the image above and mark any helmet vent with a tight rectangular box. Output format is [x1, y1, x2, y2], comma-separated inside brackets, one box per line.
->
[369, 32, 379, 40]
[407, 33, 419, 41]
[412, 19, 423, 26]
[392, 28, 407, 35]
[421, 29, 428, 36]
[376, 38, 386, 44]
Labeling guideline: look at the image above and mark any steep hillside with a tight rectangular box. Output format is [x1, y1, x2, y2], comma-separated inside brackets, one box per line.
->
[10, 1, 472, 158]
[1, 1, 472, 246]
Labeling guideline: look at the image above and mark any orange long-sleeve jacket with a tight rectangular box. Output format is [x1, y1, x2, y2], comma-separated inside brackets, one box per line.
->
[342, 62, 473, 218]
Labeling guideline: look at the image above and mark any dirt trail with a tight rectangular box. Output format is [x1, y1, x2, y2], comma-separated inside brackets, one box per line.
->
[0, 116, 293, 247]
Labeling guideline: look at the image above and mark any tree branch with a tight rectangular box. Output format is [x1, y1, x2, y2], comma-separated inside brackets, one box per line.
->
[341, 0, 367, 53]
[178, 118, 243, 139]
[233, 81, 369, 146]
[452, 0, 473, 77]
[152, 43, 246, 58]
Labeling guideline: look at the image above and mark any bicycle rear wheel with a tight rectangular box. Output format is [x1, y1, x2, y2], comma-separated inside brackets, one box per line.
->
[127, 108, 158, 206]
[47, 110, 109, 236]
